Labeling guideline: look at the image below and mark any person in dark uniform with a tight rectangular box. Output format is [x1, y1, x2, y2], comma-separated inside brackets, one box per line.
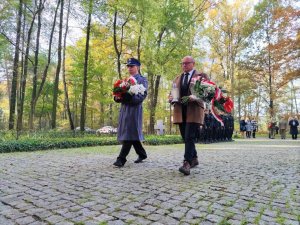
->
[228, 113, 234, 141]
[251, 118, 258, 138]
[223, 114, 230, 141]
[220, 114, 226, 141]
[203, 109, 210, 143]
[289, 116, 299, 139]
[168, 56, 208, 175]
[113, 58, 148, 167]
[211, 114, 219, 142]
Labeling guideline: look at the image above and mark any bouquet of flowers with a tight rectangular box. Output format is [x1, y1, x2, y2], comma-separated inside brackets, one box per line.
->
[181, 78, 216, 104]
[191, 78, 217, 103]
[113, 77, 145, 101]
[180, 76, 234, 126]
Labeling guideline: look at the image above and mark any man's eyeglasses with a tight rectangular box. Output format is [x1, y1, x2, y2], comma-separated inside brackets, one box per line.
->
[127, 65, 135, 68]
[180, 62, 193, 65]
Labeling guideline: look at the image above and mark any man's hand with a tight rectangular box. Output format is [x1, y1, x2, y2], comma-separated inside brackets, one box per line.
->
[188, 95, 197, 101]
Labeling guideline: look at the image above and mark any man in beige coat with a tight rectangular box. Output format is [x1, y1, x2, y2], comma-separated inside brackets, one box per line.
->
[279, 116, 288, 139]
[169, 56, 208, 175]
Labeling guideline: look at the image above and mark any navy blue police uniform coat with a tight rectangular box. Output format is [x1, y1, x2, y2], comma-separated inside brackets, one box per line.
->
[117, 74, 148, 141]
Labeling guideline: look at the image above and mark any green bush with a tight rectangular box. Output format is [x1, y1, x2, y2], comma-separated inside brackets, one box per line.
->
[0, 135, 183, 153]
[144, 135, 183, 145]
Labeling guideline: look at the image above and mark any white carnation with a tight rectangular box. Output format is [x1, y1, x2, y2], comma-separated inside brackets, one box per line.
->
[128, 84, 146, 95]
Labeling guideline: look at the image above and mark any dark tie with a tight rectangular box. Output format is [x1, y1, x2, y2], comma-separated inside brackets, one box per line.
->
[183, 73, 189, 86]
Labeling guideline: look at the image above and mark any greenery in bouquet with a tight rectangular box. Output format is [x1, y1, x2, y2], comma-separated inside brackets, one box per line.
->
[192, 80, 216, 103]
[181, 79, 216, 105]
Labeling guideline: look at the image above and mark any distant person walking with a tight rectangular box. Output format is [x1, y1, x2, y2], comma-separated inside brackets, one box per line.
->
[239, 118, 246, 138]
[268, 118, 277, 139]
[289, 116, 299, 140]
[245, 119, 252, 138]
[278, 116, 288, 139]
[251, 118, 258, 138]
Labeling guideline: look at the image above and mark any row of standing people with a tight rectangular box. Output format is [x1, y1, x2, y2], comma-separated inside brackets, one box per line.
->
[240, 116, 299, 139]
[269, 116, 299, 139]
[197, 111, 234, 143]
[239, 118, 258, 138]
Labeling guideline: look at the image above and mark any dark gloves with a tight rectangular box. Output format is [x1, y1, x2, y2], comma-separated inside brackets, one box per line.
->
[114, 96, 123, 103]
[114, 93, 132, 104]
[122, 93, 132, 103]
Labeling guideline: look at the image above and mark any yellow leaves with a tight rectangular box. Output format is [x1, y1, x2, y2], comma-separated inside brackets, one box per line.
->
[223, 79, 232, 92]
[208, 8, 217, 20]
[0, 83, 9, 114]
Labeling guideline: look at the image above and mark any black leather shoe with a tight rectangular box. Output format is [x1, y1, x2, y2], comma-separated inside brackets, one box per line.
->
[134, 156, 147, 163]
[179, 160, 191, 175]
[113, 159, 125, 167]
[190, 157, 199, 168]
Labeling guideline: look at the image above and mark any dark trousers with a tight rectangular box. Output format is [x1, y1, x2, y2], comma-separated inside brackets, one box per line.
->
[179, 122, 198, 164]
[246, 131, 251, 138]
[292, 134, 297, 139]
[252, 131, 256, 138]
[118, 141, 147, 162]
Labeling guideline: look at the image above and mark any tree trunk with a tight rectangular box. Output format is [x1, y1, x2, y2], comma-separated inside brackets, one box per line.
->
[31, 0, 60, 128]
[137, 17, 144, 61]
[29, 0, 44, 130]
[255, 87, 262, 120]
[17, 7, 26, 133]
[62, 0, 74, 130]
[9, 0, 23, 130]
[96, 75, 104, 126]
[291, 80, 298, 114]
[113, 10, 131, 79]
[148, 74, 161, 134]
[109, 103, 112, 126]
[51, 0, 64, 129]
[230, 54, 235, 121]
[113, 11, 121, 79]
[17, 6, 38, 131]
[80, 0, 92, 131]
[266, 13, 273, 119]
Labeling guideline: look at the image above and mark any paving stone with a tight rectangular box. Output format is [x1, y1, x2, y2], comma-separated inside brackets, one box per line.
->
[206, 214, 223, 223]
[146, 213, 164, 221]
[0, 215, 15, 225]
[94, 214, 114, 222]
[169, 210, 185, 219]
[108, 220, 126, 225]
[56, 221, 75, 225]
[15, 216, 36, 225]
[45, 214, 65, 224]
[28, 221, 49, 225]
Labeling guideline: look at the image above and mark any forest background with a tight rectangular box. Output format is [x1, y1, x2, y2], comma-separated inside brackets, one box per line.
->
[0, 0, 299, 135]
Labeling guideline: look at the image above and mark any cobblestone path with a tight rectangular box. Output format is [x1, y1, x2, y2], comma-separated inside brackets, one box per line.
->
[0, 139, 299, 225]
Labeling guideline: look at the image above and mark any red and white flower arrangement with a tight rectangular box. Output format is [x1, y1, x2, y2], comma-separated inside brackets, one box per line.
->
[113, 77, 145, 100]
[181, 76, 234, 126]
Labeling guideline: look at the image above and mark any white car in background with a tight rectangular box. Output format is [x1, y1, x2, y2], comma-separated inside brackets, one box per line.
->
[75, 127, 93, 133]
[96, 126, 117, 135]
